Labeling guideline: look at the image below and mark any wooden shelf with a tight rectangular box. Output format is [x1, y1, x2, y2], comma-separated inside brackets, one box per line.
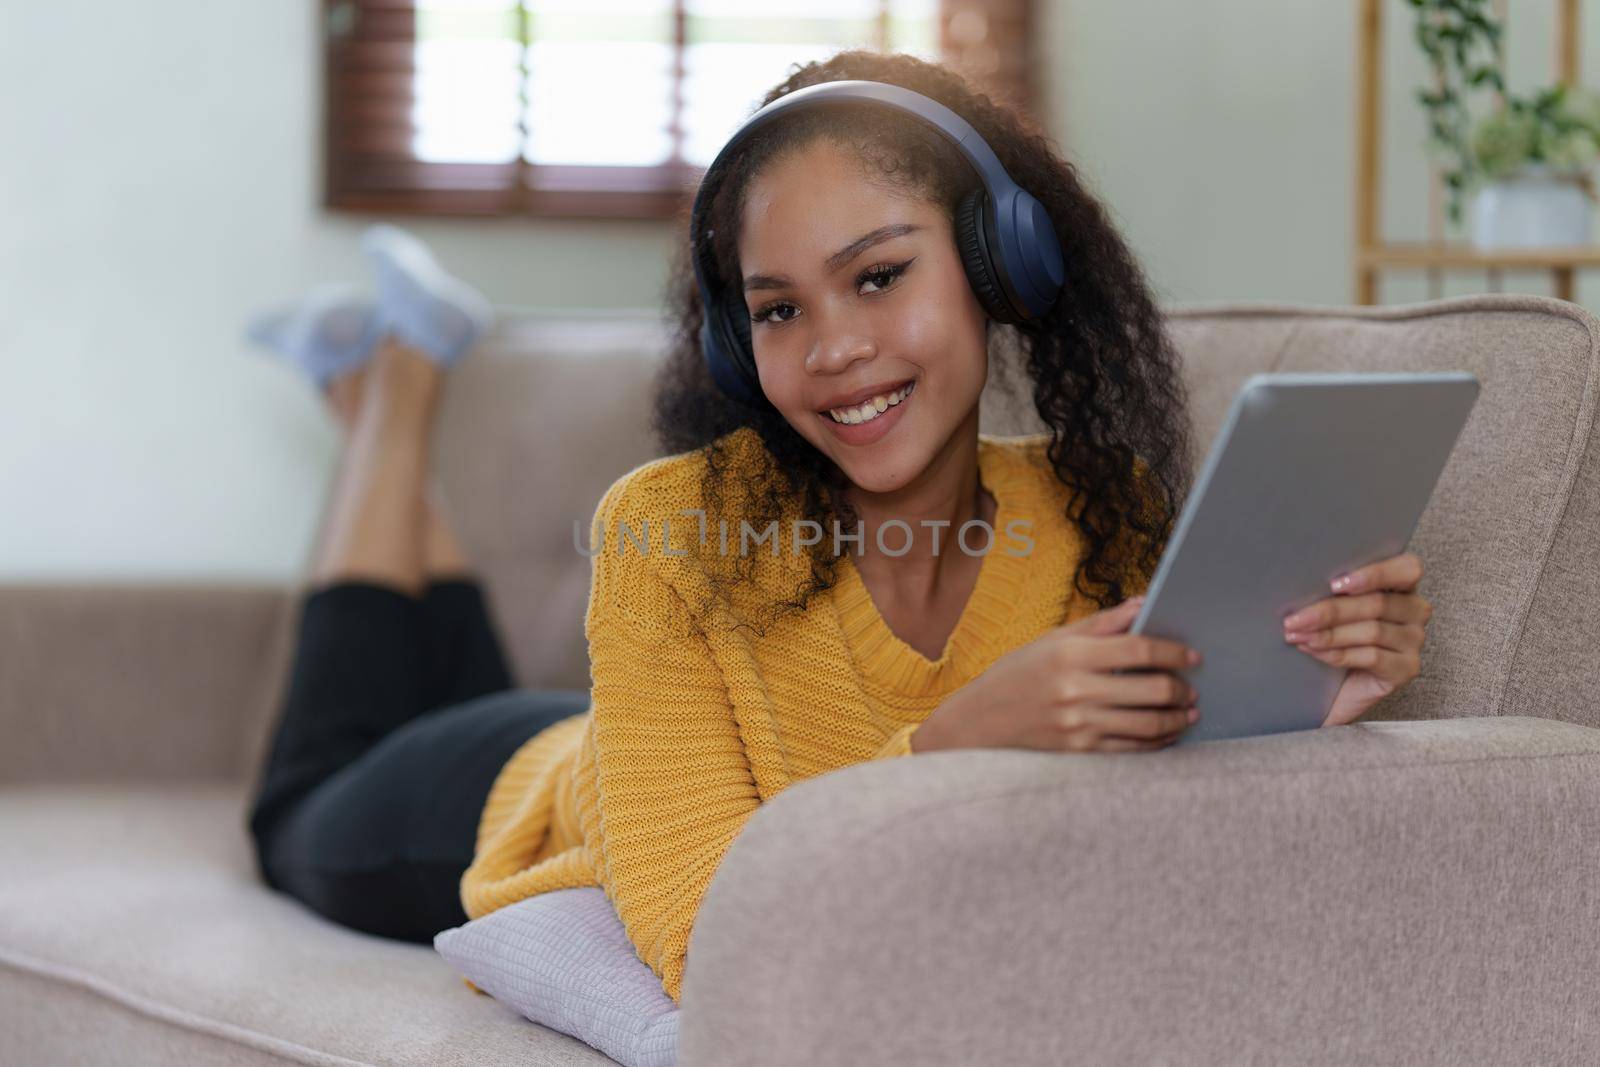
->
[1360, 243, 1600, 270]
[1354, 0, 1586, 302]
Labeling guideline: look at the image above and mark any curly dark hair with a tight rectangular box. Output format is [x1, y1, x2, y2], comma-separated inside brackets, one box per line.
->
[650, 48, 1194, 638]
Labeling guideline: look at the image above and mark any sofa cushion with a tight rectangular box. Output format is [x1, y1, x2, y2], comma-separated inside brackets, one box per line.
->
[0, 782, 618, 1066]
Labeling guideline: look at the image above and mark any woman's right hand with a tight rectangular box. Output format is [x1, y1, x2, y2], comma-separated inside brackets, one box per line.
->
[909, 595, 1201, 754]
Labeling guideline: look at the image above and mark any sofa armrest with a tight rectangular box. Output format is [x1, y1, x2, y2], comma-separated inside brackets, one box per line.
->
[680, 716, 1600, 1064]
[0, 582, 296, 784]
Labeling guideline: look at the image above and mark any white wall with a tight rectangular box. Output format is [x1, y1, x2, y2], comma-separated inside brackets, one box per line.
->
[1052, 0, 1600, 309]
[1, 2, 681, 582]
[4, 1, 1597, 580]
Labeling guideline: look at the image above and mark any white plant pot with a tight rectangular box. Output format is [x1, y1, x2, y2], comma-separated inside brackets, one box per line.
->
[1471, 165, 1593, 249]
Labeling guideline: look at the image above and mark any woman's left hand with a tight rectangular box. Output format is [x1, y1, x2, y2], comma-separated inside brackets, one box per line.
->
[1281, 551, 1431, 728]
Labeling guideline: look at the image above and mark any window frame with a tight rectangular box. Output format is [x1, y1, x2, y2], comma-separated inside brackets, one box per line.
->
[322, 0, 1040, 219]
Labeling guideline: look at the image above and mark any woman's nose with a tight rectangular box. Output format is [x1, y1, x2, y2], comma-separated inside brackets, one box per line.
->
[805, 332, 876, 373]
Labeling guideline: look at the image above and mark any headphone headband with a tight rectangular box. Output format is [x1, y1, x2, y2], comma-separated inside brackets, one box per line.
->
[691, 79, 1064, 405]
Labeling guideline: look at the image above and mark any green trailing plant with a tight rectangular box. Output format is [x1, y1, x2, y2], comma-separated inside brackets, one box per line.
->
[1411, 0, 1600, 225]
[1410, 0, 1505, 225]
[1471, 86, 1600, 182]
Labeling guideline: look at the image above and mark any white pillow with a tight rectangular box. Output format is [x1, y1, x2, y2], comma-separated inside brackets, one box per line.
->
[434, 887, 679, 1067]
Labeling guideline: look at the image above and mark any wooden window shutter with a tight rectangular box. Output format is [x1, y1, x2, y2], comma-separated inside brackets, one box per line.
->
[323, 0, 1040, 219]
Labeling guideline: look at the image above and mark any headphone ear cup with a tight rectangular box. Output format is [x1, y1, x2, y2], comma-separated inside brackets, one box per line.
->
[722, 290, 757, 388]
[725, 292, 754, 372]
[709, 288, 763, 403]
[955, 186, 1019, 324]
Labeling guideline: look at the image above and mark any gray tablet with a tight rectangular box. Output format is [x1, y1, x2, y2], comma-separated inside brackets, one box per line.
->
[1128, 371, 1480, 745]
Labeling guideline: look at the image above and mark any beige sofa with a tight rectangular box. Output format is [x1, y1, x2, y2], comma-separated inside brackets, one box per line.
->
[4, 294, 1599, 1065]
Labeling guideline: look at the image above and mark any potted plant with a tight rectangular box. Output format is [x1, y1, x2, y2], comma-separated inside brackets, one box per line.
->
[1468, 87, 1600, 247]
[1411, 0, 1600, 248]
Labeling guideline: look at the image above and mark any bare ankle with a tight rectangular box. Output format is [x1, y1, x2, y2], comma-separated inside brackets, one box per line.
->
[371, 335, 443, 399]
[323, 366, 371, 432]
[350, 349, 441, 435]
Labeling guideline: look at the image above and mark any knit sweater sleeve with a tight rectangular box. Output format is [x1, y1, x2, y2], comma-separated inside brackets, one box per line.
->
[581, 473, 764, 1008]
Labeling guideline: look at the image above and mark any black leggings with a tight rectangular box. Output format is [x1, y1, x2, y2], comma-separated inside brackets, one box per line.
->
[246, 578, 589, 942]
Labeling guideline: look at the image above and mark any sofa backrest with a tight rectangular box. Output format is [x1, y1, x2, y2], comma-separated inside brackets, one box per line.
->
[431, 314, 668, 692]
[1161, 295, 1600, 727]
[445, 295, 1600, 728]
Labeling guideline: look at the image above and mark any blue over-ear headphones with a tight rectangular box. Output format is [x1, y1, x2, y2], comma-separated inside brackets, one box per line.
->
[690, 79, 1066, 406]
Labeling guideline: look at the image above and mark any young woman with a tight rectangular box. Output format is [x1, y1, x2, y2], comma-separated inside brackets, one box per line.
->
[247, 51, 1432, 1009]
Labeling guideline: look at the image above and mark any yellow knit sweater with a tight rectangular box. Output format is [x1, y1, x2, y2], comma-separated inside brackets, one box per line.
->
[458, 425, 1136, 1006]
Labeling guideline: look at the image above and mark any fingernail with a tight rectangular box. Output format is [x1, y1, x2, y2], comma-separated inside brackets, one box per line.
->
[1186, 648, 1201, 665]
[1187, 707, 1200, 721]
[1331, 575, 1354, 592]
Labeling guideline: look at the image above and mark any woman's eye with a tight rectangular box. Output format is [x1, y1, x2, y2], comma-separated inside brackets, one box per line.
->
[750, 302, 798, 325]
[858, 260, 910, 295]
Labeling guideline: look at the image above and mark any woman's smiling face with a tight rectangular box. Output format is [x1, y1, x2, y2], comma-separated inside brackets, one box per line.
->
[736, 138, 990, 495]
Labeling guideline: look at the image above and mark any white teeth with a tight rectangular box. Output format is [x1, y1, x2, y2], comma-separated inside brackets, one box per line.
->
[827, 381, 915, 424]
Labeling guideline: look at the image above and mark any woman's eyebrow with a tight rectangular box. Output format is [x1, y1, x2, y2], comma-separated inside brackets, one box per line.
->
[742, 223, 922, 292]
